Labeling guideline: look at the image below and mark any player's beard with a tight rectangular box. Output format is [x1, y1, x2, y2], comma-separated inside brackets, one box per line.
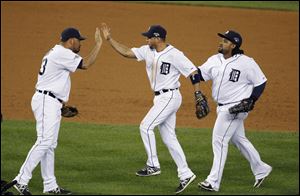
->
[218, 45, 229, 55]
[72, 47, 80, 54]
[218, 48, 223, 53]
[148, 43, 155, 50]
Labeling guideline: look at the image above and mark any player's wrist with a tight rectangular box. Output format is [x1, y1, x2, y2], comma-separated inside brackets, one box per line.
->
[194, 91, 203, 96]
[106, 35, 112, 41]
[95, 41, 102, 47]
[249, 95, 257, 103]
[194, 91, 205, 101]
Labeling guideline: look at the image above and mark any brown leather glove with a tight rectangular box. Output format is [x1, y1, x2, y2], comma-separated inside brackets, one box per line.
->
[61, 105, 79, 118]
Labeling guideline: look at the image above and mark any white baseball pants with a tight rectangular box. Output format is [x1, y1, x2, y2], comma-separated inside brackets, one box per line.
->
[14, 92, 62, 192]
[205, 104, 272, 191]
[139, 90, 194, 180]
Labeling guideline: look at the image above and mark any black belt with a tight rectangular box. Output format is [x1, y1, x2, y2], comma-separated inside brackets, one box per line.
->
[218, 101, 239, 106]
[37, 90, 63, 103]
[154, 88, 178, 96]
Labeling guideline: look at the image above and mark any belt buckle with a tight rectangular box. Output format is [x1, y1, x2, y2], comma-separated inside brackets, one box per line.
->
[159, 90, 164, 95]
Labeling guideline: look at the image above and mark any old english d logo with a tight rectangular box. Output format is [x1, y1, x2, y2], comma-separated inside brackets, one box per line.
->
[229, 68, 240, 82]
[160, 62, 171, 75]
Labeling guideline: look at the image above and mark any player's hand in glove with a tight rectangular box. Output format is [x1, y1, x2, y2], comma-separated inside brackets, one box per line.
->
[194, 91, 209, 119]
[61, 105, 79, 118]
[229, 97, 255, 114]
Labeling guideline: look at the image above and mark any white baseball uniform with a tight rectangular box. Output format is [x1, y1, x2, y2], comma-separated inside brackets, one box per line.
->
[131, 44, 196, 180]
[198, 53, 272, 191]
[14, 44, 82, 192]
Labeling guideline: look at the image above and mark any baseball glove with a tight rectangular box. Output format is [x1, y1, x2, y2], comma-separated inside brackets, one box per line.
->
[1, 179, 16, 195]
[195, 91, 209, 119]
[228, 97, 255, 114]
[61, 105, 78, 118]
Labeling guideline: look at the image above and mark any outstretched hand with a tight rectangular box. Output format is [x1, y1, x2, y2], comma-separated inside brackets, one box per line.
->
[95, 27, 102, 45]
[101, 23, 111, 40]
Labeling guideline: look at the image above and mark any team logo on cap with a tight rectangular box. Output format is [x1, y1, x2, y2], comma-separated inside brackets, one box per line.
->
[234, 37, 240, 43]
[153, 32, 160, 37]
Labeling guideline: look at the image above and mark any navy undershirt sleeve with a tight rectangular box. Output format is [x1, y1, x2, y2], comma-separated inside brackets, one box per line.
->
[250, 82, 266, 102]
[77, 59, 83, 69]
[197, 68, 205, 81]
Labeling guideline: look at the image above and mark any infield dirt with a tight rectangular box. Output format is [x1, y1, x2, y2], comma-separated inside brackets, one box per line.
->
[1, 2, 298, 131]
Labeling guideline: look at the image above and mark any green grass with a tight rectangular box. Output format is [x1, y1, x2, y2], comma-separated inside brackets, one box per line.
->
[1, 120, 299, 195]
[134, 1, 299, 11]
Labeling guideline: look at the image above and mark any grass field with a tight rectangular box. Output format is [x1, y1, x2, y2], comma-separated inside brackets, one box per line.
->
[137, 1, 299, 11]
[1, 120, 298, 195]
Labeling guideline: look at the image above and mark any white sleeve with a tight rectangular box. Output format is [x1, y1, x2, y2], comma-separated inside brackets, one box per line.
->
[59, 51, 83, 73]
[131, 45, 148, 62]
[173, 52, 197, 78]
[198, 57, 214, 81]
[247, 59, 267, 87]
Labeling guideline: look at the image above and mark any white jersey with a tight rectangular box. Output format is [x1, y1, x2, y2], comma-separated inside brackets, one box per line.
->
[35, 44, 82, 102]
[198, 53, 267, 104]
[131, 45, 197, 91]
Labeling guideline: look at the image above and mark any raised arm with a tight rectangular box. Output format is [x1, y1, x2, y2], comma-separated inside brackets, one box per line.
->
[81, 27, 102, 70]
[101, 23, 136, 58]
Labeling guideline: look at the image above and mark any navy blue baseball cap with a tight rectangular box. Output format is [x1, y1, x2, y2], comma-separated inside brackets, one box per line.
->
[142, 25, 167, 39]
[218, 30, 242, 48]
[60, 27, 86, 42]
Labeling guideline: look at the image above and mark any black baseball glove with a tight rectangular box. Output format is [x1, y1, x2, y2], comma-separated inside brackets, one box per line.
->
[61, 105, 79, 118]
[228, 97, 255, 114]
[1, 180, 16, 195]
[194, 91, 209, 119]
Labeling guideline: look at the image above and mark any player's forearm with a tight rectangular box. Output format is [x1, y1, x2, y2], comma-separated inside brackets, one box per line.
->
[190, 70, 202, 92]
[107, 37, 135, 58]
[250, 81, 266, 102]
[193, 83, 201, 92]
[82, 42, 102, 69]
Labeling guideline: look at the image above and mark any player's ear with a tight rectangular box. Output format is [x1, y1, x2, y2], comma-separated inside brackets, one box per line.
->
[66, 38, 72, 46]
[231, 43, 237, 50]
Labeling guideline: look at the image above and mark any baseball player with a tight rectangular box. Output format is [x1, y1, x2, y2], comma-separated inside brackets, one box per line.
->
[11, 27, 102, 195]
[197, 30, 272, 192]
[100, 23, 209, 194]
